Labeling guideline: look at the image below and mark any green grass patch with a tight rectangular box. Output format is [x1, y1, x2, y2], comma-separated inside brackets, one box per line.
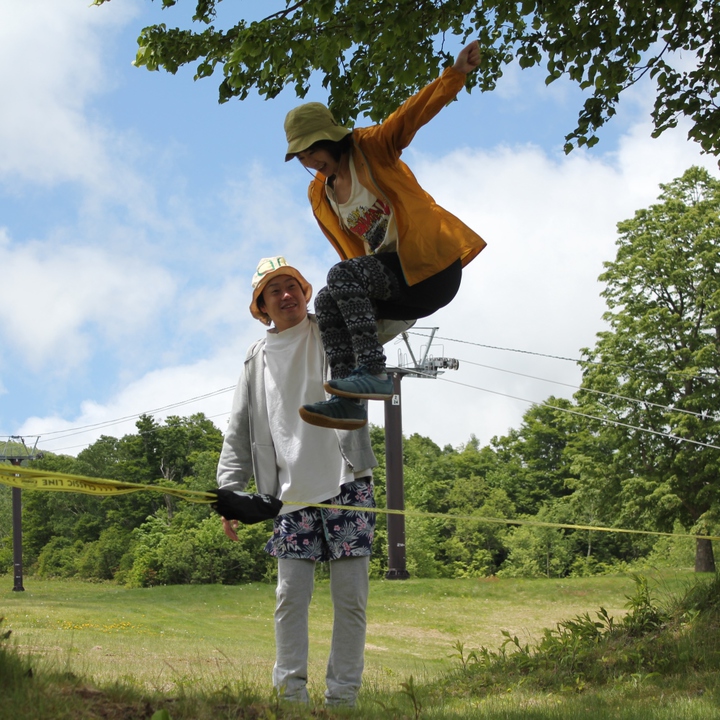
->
[2, 570, 719, 719]
[1, 572, 666, 687]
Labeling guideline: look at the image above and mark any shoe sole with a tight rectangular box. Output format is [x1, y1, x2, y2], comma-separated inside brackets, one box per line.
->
[299, 406, 367, 430]
[323, 381, 393, 401]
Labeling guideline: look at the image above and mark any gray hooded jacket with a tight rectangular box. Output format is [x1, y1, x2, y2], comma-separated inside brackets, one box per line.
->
[216, 315, 381, 496]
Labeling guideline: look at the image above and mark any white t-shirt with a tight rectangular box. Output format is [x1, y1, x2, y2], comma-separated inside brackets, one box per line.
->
[326, 155, 398, 254]
[264, 317, 354, 514]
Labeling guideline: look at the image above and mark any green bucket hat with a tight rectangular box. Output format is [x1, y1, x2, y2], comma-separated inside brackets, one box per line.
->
[284, 102, 352, 162]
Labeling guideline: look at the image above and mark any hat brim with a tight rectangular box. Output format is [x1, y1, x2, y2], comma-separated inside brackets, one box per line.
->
[250, 267, 313, 324]
[285, 126, 352, 162]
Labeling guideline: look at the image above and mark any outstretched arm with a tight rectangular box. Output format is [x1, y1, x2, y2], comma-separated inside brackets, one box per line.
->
[453, 40, 481, 74]
[360, 39, 481, 158]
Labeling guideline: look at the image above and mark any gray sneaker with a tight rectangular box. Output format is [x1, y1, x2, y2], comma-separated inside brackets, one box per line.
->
[299, 396, 367, 430]
[278, 686, 309, 704]
[325, 367, 394, 400]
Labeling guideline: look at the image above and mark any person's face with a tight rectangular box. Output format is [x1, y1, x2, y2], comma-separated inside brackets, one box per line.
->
[295, 147, 340, 178]
[258, 274, 308, 332]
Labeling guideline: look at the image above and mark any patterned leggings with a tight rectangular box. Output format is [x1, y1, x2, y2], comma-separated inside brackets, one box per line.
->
[315, 252, 462, 378]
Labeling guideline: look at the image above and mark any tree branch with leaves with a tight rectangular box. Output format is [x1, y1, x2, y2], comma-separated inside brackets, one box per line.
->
[94, 0, 720, 156]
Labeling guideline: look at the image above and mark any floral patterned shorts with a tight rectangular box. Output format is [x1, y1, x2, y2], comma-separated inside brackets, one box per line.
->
[264, 478, 376, 561]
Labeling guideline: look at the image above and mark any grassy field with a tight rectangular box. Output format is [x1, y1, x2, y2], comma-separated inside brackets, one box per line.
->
[1, 569, 719, 719]
[0, 572, 673, 686]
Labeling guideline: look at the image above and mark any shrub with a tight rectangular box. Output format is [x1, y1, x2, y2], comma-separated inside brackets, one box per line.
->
[75, 526, 134, 581]
[124, 513, 275, 587]
[0, 536, 12, 574]
[497, 523, 574, 578]
[441, 574, 720, 697]
[35, 537, 82, 578]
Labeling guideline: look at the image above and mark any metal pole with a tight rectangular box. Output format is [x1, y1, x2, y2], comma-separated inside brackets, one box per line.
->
[384, 372, 409, 579]
[10, 459, 24, 591]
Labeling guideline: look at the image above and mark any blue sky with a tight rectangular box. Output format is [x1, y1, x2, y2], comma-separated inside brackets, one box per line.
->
[1, 0, 717, 456]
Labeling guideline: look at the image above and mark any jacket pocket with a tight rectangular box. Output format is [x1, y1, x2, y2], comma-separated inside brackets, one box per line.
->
[251, 442, 279, 497]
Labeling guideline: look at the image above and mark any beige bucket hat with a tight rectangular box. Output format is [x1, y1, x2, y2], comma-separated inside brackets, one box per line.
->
[249, 256, 313, 325]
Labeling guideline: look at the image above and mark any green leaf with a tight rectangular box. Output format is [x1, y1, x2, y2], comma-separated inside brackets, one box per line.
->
[93, 0, 720, 157]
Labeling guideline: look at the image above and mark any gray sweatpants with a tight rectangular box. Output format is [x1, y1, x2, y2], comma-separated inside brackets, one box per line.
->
[272, 555, 370, 706]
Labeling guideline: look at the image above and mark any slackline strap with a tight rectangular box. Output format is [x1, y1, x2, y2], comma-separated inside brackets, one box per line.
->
[1, 465, 718, 541]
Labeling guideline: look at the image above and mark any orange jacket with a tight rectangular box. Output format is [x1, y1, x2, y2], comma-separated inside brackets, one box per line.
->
[308, 67, 486, 286]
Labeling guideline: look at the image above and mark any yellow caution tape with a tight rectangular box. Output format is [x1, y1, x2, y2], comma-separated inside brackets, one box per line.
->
[289, 502, 720, 541]
[0, 465, 215, 503]
[2, 464, 719, 541]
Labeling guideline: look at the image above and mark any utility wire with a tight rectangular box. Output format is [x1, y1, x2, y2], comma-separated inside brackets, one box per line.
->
[34, 387, 236, 441]
[13, 331, 720, 453]
[409, 331, 720, 383]
[43, 410, 234, 455]
[29, 350, 718, 448]
[408, 368, 720, 451]
[459, 358, 717, 420]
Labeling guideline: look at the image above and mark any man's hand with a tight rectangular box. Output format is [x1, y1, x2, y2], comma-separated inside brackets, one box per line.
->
[222, 517, 239, 542]
[453, 40, 481, 74]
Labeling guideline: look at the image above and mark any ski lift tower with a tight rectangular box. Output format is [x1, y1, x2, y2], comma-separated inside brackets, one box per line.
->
[383, 328, 459, 579]
[1, 436, 42, 591]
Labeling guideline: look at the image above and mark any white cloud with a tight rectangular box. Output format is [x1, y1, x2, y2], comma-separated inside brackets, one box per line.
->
[0, 0, 137, 187]
[0, 229, 176, 372]
[367, 121, 719, 447]
[171, 165, 342, 344]
[13, 354, 233, 460]
[17, 333, 261, 455]
[19, 119, 715, 455]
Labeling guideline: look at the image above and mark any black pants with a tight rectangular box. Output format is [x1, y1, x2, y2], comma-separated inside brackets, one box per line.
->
[314, 253, 462, 378]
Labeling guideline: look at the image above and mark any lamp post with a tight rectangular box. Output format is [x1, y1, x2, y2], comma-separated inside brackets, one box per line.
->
[384, 370, 411, 579]
[382, 328, 458, 579]
[2, 436, 42, 591]
[10, 459, 24, 592]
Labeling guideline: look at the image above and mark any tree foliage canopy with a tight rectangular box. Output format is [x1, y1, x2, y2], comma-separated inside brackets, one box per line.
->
[579, 166, 720, 570]
[94, 0, 720, 156]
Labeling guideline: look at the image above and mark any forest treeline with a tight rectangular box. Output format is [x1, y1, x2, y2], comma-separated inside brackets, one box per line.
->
[0, 403, 706, 587]
[1, 165, 719, 585]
